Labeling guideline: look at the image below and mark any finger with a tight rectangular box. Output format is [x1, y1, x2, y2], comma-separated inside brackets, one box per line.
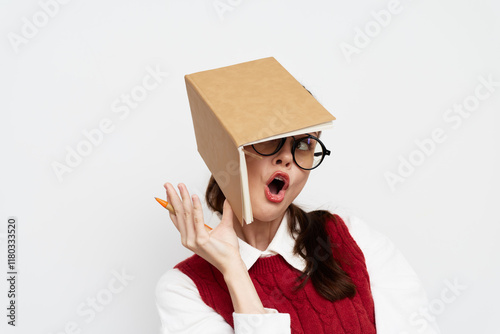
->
[163, 184, 179, 231]
[192, 194, 209, 237]
[177, 183, 195, 246]
[167, 200, 179, 230]
[164, 182, 186, 237]
[220, 199, 234, 227]
[163, 183, 178, 227]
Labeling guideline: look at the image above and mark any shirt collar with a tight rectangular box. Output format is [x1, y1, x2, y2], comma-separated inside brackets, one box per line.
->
[208, 211, 307, 272]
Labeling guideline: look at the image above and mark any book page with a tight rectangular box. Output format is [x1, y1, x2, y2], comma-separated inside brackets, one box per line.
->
[238, 146, 253, 225]
[243, 121, 334, 146]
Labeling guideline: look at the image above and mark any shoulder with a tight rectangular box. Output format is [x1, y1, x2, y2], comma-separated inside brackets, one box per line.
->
[321, 209, 416, 277]
[312, 208, 371, 240]
[323, 210, 376, 239]
[155, 267, 218, 316]
[155, 267, 201, 305]
[327, 209, 391, 257]
[331, 209, 425, 292]
[325, 213, 440, 333]
[320, 210, 372, 253]
[156, 254, 215, 302]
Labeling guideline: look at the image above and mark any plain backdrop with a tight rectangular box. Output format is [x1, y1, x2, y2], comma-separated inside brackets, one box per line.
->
[1, 0, 499, 333]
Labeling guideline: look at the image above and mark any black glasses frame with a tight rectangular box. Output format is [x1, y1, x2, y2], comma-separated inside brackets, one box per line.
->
[251, 134, 331, 170]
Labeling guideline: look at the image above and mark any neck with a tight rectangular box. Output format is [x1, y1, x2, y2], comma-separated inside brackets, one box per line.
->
[233, 213, 285, 251]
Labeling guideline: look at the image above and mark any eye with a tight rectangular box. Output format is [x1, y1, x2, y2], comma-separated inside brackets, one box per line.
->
[296, 139, 311, 151]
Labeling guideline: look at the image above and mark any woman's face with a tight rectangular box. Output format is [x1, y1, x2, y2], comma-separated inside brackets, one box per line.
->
[244, 135, 313, 223]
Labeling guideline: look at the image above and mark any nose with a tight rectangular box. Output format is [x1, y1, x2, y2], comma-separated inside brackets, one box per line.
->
[272, 137, 293, 168]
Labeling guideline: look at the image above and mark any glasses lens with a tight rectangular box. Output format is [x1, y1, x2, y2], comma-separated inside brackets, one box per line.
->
[252, 138, 283, 156]
[293, 136, 324, 169]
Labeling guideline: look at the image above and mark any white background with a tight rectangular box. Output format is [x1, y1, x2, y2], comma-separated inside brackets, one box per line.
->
[1, 0, 499, 333]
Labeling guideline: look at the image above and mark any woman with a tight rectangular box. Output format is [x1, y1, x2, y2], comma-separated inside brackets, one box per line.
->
[155, 132, 440, 333]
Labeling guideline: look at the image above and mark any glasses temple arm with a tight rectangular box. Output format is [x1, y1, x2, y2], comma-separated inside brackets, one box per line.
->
[315, 150, 331, 157]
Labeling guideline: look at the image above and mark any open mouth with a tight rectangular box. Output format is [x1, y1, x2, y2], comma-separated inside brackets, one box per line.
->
[268, 177, 285, 195]
[265, 172, 289, 203]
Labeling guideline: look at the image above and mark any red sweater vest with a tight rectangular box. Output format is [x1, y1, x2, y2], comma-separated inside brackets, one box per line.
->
[175, 214, 376, 333]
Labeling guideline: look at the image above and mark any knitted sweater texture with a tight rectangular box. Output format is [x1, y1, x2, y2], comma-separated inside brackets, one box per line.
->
[174, 214, 376, 333]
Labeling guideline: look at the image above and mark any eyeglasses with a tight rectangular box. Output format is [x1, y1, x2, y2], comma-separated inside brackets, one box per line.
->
[250, 134, 331, 170]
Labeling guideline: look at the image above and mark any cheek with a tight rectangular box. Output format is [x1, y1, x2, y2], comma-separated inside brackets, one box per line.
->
[245, 155, 268, 184]
[245, 154, 257, 175]
[245, 160, 263, 201]
[245, 162, 257, 187]
[289, 171, 310, 197]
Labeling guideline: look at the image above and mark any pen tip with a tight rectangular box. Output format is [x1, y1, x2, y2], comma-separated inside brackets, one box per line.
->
[155, 197, 168, 208]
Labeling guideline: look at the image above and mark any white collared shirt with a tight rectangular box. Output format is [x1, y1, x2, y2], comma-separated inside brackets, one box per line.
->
[155, 211, 441, 334]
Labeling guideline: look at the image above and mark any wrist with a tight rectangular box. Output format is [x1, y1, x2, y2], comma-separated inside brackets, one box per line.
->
[222, 259, 266, 314]
[221, 257, 247, 279]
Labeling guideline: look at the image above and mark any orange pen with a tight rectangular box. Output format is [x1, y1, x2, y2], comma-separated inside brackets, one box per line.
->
[155, 197, 213, 231]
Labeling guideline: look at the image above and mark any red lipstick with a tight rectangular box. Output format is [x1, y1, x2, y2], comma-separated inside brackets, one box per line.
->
[265, 171, 290, 203]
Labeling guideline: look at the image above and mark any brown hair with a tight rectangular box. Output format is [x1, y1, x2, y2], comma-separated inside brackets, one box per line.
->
[205, 176, 357, 301]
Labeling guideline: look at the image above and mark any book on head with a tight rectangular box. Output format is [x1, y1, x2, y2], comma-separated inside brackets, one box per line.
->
[185, 57, 335, 225]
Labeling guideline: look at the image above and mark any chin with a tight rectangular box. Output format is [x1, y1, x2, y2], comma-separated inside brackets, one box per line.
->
[250, 201, 289, 223]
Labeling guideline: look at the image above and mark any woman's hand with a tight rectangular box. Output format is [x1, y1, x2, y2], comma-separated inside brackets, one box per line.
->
[164, 182, 267, 315]
[164, 182, 242, 275]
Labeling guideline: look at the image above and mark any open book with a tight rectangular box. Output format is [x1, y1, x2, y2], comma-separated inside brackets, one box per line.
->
[185, 57, 335, 225]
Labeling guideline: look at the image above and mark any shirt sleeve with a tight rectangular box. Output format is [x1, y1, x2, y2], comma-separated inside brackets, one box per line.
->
[155, 268, 291, 334]
[340, 213, 442, 334]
